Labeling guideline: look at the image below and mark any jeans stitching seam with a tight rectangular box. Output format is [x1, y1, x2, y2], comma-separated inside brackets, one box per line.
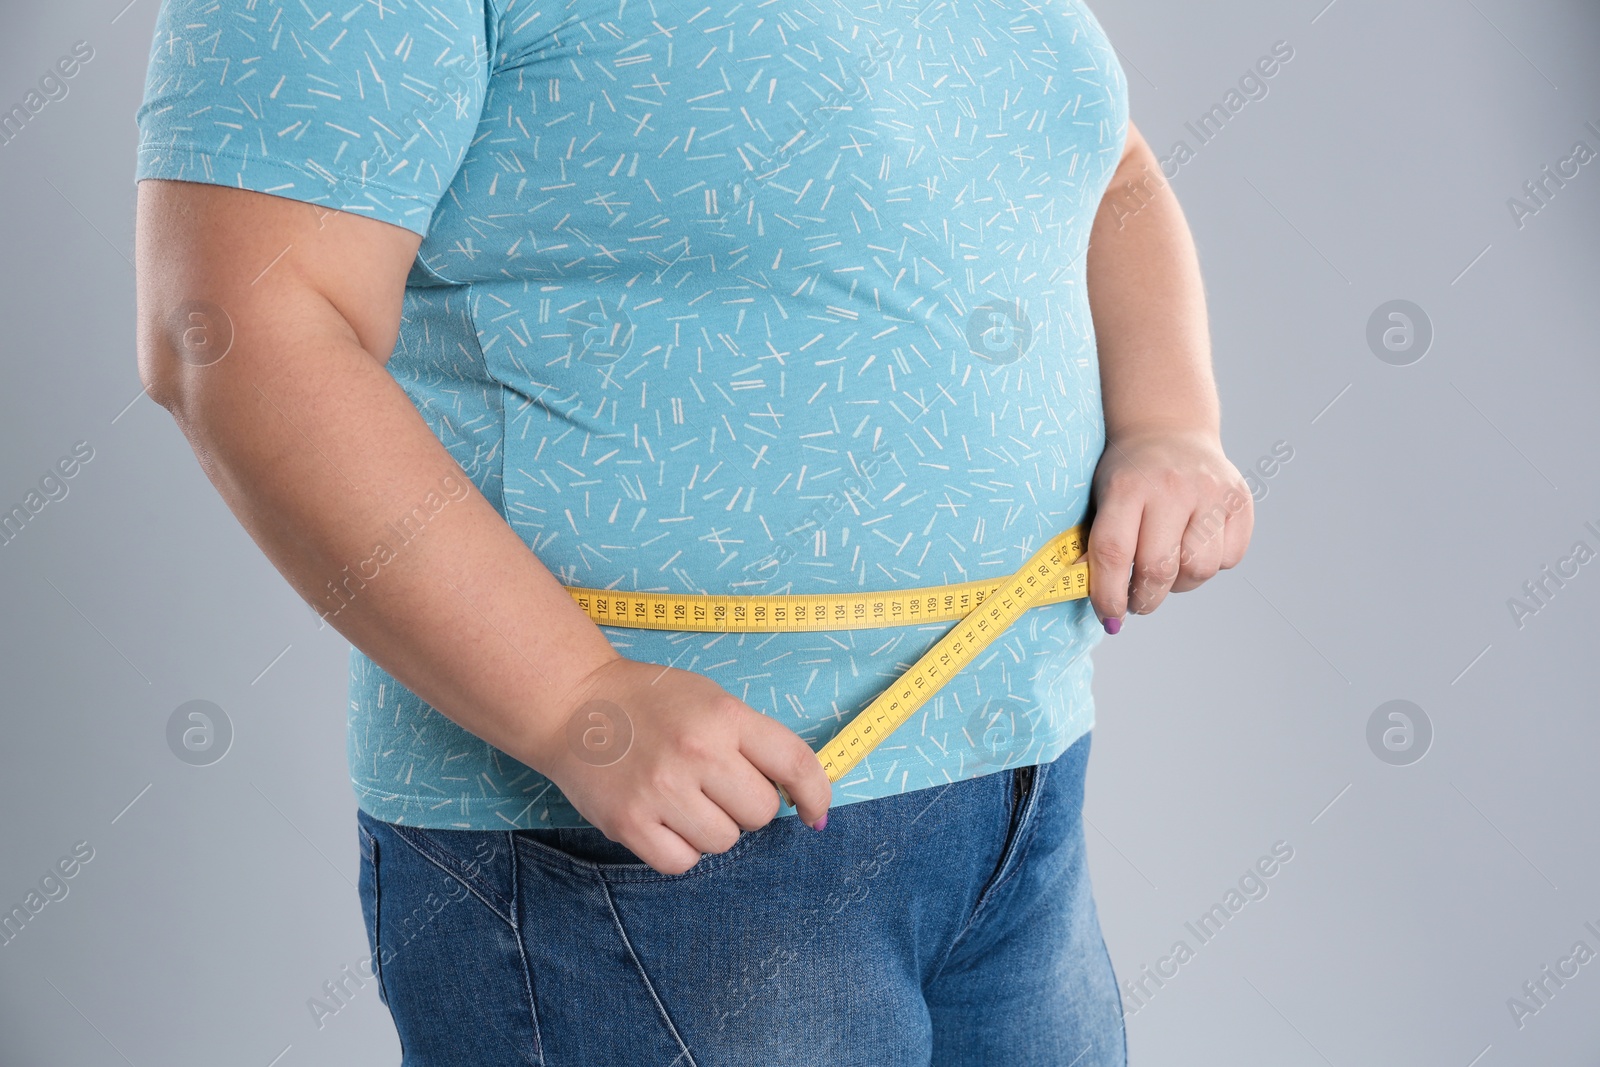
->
[970, 763, 1049, 923]
[594, 876, 701, 1067]
[386, 824, 516, 928]
[1100, 924, 1130, 1057]
[379, 824, 541, 1062]
[367, 834, 391, 1013]
[930, 772, 1022, 974]
[509, 831, 547, 1066]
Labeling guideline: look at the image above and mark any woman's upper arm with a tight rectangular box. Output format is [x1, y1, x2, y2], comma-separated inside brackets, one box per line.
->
[132, 0, 492, 392]
[135, 179, 422, 401]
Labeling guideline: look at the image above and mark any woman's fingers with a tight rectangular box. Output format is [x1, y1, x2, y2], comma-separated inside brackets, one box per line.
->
[1085, 481, 1144, 626]
[738, 704, 833, 831]
[1171, 478, 1252, 592]
[1220, 483, 1255, 571]
[1170, 492, 1229, 593]
[626, 820, 709, 876]
[649, 782, 745, 859]
[699, 756, 789, 832]
[1089, 437, 1257, 618]
[1127, 493, 1193, 615]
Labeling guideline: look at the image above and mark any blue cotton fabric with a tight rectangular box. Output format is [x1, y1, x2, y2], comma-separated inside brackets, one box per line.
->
[136, 0, 1129, 829]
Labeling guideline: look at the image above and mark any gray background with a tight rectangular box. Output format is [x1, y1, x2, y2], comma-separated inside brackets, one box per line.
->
[2, 0, 1597, 1063]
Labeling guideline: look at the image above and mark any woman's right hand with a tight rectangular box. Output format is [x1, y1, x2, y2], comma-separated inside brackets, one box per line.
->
[532, 657, 833, 874]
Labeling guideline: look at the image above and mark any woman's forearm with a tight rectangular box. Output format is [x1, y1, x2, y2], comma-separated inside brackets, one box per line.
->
[1086, 124, 1220, 442]
[1078, 122, 1254, 623]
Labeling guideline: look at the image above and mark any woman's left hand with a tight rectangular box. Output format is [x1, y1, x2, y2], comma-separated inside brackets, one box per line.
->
[1085, 428, 1255, 632]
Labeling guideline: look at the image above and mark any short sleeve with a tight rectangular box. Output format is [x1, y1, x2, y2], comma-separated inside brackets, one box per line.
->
[134, 0, 494, 237]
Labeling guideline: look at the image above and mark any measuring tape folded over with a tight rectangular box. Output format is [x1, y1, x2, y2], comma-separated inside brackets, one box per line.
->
[564, 525, 1092, 799]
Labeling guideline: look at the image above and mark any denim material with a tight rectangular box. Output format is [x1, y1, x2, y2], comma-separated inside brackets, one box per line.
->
[355, 731, 1125, 1066]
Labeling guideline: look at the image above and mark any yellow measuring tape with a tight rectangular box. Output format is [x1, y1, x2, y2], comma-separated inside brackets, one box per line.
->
[564, 525, 1091, 792]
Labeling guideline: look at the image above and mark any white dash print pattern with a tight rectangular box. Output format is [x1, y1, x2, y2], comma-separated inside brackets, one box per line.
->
[136, 0, 1130, 829]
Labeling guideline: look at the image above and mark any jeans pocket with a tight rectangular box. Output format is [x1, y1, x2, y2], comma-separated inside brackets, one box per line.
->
[367, 817, 544, 1063]
[515, 821, 771, 882]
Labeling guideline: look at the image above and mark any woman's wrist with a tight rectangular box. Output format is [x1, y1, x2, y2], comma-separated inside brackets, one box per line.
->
[521, 646, 629, 775]
[1105, 418, 1221, 448]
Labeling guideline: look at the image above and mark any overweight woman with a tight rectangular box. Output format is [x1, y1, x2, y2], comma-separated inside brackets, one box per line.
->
[133, 1, 1252, 1063]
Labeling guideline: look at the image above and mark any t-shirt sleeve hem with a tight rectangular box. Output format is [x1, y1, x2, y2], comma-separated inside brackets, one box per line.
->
[135, 142, 437, 238]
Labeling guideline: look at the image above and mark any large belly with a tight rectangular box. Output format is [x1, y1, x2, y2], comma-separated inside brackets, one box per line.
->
[405, 0, 1127, 596]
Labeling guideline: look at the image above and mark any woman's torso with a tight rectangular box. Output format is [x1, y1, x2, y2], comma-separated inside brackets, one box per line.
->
[373, 0, 1129, 826]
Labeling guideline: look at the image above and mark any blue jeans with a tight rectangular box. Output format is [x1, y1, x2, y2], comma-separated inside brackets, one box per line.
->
[355, 730, 1125, 1065]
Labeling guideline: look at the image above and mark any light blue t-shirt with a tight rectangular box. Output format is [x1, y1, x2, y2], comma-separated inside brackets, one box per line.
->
[136, 0, 1128, 829]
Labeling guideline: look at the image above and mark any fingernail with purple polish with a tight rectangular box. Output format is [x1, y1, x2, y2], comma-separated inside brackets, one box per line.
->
[1103, 616, 1121, 635]
[811, 813, 828, 832]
